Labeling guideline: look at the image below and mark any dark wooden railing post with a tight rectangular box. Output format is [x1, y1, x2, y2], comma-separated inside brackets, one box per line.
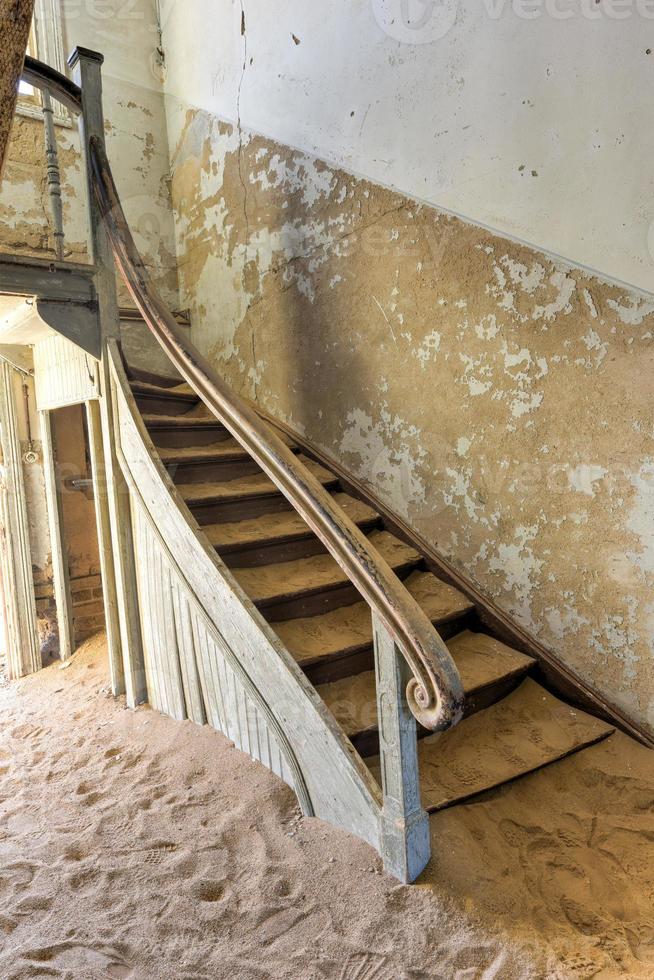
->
[68, 47, 146, 707]
[373, 613, 431, 882]
[41, 91, 65, 261]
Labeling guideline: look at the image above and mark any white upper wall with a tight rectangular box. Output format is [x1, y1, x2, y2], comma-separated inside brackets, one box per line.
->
[61, 0, 178, 302]
[160, 0, 654, 293]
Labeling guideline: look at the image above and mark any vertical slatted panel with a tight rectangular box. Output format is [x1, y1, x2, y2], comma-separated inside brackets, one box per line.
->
[129, 490, 296, 790]
[33, 335, 98, 410]
[132, 504, 162, 714]
[171, 580, 206, 726]
[132, 503, 186, 721]
[191, 612, 220, 730]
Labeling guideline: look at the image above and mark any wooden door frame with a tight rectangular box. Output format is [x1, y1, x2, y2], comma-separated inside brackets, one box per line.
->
[39, 406, 75, 660]
[0, 362, 40, 678]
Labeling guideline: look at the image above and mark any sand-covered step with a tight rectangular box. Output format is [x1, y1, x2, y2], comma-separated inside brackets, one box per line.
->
[130, 379, 195, 396]
[234, 530, 421, 616]
[204, 492, 379, 559]
[367, 678, 614, 812]
[157, 430, 297, 467]
[274, 571, 475, 676]
[316, 631, 536, 745]
[179, 457, 337, 505]
[158, 437, 250, 466]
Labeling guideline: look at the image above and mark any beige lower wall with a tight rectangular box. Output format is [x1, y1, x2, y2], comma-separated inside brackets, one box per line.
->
[167, 106, 654, 738]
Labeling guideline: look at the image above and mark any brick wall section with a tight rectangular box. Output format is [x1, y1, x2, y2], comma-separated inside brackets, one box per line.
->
[35, 573, 105, 651]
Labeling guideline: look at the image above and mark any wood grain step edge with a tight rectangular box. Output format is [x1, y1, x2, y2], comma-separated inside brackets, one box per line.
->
[132, 385, 198, 405]
[143, 415, 227, 429]
[294, 601, 474, 672]
[274, 573, 476, 671]
[181, 471, 340, 508]
[158, 440, 300, 468]
[248, 554, 422, 612]
[208, 510, 381, 557]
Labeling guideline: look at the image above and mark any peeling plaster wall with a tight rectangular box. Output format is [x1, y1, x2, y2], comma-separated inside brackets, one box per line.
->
[161, 0, 654, 294]
[166, 108, 654, 738]
[0, 117, 88, 263]
[0, 0, 179, 307]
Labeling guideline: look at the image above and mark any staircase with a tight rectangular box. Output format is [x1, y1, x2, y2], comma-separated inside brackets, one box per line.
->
[14, 50, 621, 885]
[130, 371, 615, 816]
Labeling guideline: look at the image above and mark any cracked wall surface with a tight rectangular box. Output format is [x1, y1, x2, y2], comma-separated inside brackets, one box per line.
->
[160, 0, 654, 293]
[167, 106, 654, 737]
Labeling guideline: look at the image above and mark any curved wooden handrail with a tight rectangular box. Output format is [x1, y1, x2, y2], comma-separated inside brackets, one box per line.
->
[15, 55, 464, 733]
[21, 56, 82, 114]
[88, 135, 464, 732]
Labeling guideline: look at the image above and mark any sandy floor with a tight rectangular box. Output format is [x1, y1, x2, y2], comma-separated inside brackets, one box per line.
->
[0, 634, 652, 979]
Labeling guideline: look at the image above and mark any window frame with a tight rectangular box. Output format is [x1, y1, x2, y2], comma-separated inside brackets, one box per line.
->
[17, 0, 71, 127]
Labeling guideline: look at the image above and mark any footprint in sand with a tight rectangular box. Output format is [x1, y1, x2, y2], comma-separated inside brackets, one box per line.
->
[67, 866, 104, 892]
[10, 723, 43, 741]
[75, 781, 105, 807]
[0, 914, 18, 935]
[271, 877, 295, 899]
[0, 860, 41, 895]
[14, 893, 54, 915]
[62, 843, 88, 863]
[119, 753, 143, 772]
[21, 941, 134, 979]
[190, 878, 232, 904]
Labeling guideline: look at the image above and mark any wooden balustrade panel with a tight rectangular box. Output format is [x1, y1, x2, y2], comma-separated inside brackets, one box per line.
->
[110, 344, 382, 847]
[131, 491, 295, 788]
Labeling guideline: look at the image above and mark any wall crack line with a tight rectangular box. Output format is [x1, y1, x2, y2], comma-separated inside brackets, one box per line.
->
[236, 0, 251, 258]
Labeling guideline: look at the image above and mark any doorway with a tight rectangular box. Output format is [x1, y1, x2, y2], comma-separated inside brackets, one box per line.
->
[43, 403, 106, 658]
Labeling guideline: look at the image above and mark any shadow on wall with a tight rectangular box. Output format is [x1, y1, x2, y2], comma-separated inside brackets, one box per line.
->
[168, 109, 654, 741]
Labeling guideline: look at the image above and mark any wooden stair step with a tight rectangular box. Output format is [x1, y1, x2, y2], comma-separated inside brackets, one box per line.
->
[234, 530, 420, 609]
[179, 456, 337, 505]
[157, 432, 297, 466]
[144, 410, 232, 448]
[317, 631, 536, 742]
[159, 437, 250, 466]
[204, 492, 378, 553]
[274, 571, 475, 670]
[131, 381, 198, 403]
[143, 412, 223, 429]
[367, 678, 614, 812]
[125, 364, 186, 388]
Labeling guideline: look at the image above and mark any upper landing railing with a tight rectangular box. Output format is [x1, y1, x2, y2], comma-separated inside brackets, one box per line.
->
[18, 49, 465, 882]
[21, 55, 83, 262]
